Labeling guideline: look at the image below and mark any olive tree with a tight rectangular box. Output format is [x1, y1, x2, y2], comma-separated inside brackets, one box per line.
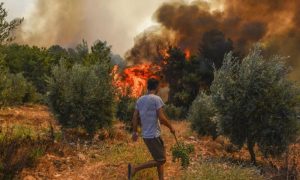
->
[47, 60, 115, 135]
[188, 92, 218, 139]
[210, 46, 299, 163]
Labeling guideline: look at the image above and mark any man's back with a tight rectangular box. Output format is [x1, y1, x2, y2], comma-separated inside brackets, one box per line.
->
[136, 94, 164, 138]
[130, 78, 175, 180]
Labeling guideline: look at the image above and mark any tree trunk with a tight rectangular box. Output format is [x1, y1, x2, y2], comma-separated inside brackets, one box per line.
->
[247, 139, 256, 165]
[285, 146, 289, 180]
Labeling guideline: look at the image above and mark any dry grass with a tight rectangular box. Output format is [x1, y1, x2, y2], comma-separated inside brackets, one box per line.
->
[181, 159, 263, 180]
[0, 105, 298, 179]
[0, 104, 59, 132]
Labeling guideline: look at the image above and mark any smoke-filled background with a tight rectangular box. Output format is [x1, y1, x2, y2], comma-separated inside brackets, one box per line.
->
[126, 0, 300, 76]
[6, 0, 167, 55]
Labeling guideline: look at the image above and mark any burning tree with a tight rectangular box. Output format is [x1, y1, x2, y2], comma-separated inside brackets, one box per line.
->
[161, 46, 209, 114]
[113, 63, 161, 125]
[113, 64, 161, 98]
[210, 46, 299, 164]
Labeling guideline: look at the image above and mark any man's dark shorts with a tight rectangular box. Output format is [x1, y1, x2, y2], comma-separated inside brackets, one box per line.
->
[143, 136, 166, 162]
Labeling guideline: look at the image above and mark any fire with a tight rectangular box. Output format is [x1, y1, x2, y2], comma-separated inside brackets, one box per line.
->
[113, 64, 161, 97]
[159, 49, 170, 59]
[184, 49, 191, 60]
[113, 47, 191, 98]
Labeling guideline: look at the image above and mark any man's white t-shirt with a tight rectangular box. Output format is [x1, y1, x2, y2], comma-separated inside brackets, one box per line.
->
[135, 94, 165, 138]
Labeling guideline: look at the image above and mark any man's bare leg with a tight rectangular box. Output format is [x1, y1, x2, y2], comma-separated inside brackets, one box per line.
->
[157, 163, 164, 180]
[132, 160, 158, 175]
[131, 160, 165, 179]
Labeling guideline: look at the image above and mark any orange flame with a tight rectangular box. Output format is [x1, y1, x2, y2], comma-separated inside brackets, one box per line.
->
[113, 48, 191, 98]
[113, 64, 161, 97]
[184, 49, 191, 60]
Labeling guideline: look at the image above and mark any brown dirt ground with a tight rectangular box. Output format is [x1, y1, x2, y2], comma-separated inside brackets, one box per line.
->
[0, 105, 299, 179]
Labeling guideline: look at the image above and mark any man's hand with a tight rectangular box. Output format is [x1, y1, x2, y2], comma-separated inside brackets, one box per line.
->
[132, 132, 138, 142]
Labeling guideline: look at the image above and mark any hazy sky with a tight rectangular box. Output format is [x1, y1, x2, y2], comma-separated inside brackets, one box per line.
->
[2, 0, 33, 19]
[1, 0, 171, 55]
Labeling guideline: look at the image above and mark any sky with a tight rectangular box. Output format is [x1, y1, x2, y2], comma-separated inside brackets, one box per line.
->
[1, 0, 169, 56]
[2, 0, 33, 20]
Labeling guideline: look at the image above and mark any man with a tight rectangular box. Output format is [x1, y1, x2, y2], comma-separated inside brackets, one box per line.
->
[128, 78, 175, 180]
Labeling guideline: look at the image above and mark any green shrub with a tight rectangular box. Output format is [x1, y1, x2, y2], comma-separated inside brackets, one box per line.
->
[188, 92, 218, 139]
[47, 61, 115, 135]
[210, 46, 300, 163]
[171, 142, 194, 168]
[116, 94, 136, 127]
[164, 104, 186, 120]
[0, 44, 53, 94]
[0, 68, 41, 107]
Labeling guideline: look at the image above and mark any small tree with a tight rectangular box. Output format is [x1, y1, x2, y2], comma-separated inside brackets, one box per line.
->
[188, 92, 218, 139]
[116, 93, 136, 129]
[210, 46, 299, 163]
[0, 55, 40, 107]
[47, 60, 115, 135]
[164, 104, 185, 120]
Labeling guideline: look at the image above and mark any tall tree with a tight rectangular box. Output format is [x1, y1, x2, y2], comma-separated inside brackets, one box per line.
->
[162, 47, 203, 111]
[0, 2, 23, 44]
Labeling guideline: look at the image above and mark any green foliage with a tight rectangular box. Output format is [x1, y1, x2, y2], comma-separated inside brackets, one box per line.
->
[0, 67, 41, 107]
[0, 44, 53, 93]
[162, 30, 232, 111]
[0, 3, 23, 44]
[47, 58, 115, 135]
[0, 40, 113, 95]
[162, 47, 203, 111]
[116, 94, 136, 127]
[171, 142, 194, 168]
[210, 46, 300, 162]
[188, 92, 218, 139]
[164, 104, 185, 120]
[86, 40, 112, 65]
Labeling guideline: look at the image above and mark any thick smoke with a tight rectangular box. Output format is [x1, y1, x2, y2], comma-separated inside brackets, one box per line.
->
[126, 0, 300, 72]
[17, 0, 86, 47]
[15, 0, 166, 55]
[125, 27, 176, 65]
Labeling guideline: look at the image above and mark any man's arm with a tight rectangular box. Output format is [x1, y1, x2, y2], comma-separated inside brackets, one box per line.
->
[157, 108, 175, 134]
[132, 109, 139, 141]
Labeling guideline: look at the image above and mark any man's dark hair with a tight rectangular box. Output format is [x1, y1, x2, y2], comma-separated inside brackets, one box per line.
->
[147, 78, 159, 91]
